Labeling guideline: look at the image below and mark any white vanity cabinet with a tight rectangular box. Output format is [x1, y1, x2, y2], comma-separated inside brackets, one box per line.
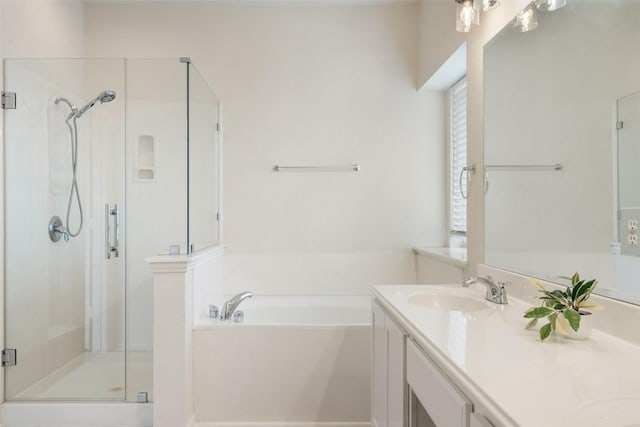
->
[372, 300, 407, 427]
[373, 297, 496, 427]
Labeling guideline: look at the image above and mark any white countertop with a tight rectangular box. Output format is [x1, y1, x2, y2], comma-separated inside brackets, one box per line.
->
[372, 283, 640, 427]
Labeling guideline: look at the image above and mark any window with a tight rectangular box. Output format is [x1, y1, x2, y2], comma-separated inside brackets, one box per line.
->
[449, 76, 467, 237]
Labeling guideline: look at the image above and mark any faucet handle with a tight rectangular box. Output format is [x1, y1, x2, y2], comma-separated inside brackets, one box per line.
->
[462, 277, 476, 287]
[208, 304, 219, 319]
[495, 281, 510, 304]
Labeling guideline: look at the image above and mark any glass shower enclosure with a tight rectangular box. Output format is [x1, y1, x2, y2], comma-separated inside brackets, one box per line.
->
[3, 58, 220, 401]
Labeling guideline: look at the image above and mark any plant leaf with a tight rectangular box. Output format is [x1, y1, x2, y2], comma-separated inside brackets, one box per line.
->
[539, 323, 553, 341]
[541, 290, 568, 306]
[525, 318, 538, 330]
[564, 308, 581, 332]
[572, 272, 580, 286]
[548, 313, 557, 330]
[573, 279, 596, 303]
[531, 280, 547, 292]
[555, 316, 569, 335]
[523, 306, 555, 319]
[549, 289, 569, 300]
[578, 301, 604, 311]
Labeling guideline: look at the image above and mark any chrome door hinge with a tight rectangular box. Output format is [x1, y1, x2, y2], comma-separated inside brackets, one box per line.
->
[216, 212, 220, 222]
[617, 121, 624, 130]
[216, 122, 221, 132]
[1, 92, 16, 109]
[2, 349, 16, 367]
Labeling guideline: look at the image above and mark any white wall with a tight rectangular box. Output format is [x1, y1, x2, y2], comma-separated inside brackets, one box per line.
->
[418, 0, 531, 277]
[84, 1, 447, 295]
[418, 0, 465, 87]
[1, 0, 84, 58]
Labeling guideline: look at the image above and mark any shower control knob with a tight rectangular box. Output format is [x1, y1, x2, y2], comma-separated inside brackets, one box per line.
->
[233, 311, 244, 323]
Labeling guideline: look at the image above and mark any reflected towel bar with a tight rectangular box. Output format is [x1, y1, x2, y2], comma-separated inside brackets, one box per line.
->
[273, 164, 360, 172]
[484, 163, 565, 171]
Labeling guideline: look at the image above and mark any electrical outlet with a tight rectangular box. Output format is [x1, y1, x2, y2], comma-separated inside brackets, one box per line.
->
[629, 234, 638, 246]
[629, 219, 638, 231]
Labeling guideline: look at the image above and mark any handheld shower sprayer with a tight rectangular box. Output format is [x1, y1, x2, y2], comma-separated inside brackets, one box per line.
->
[49, 90, 117, 242]
[74, 90, 116, 119]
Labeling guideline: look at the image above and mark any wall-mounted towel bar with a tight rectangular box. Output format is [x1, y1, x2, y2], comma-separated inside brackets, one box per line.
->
[273, 164, 360, 172]
[484, 163, 565, 171]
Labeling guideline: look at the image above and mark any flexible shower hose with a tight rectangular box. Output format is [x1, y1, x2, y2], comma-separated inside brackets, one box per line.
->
[63, 115, 83, 237]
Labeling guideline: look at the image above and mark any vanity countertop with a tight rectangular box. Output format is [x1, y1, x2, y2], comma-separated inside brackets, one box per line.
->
[372, 283, 640, 427]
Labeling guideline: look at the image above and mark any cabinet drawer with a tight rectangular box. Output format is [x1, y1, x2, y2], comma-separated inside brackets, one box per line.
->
[406, 340, 471, 427]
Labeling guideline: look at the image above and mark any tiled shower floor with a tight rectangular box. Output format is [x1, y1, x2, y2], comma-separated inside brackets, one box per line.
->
[15, 351, 152, 401]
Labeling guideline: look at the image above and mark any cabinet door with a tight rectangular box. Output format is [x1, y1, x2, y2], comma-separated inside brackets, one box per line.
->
[470, 413, 494, 427]
[407, 340, 471, 427]
[372, 300, 388, 427]
[387, 317, 407, 427]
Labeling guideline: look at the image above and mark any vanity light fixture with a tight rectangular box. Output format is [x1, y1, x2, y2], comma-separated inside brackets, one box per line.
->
[512, 3, 538, 32]
[455, 0, 479, 33]
[455, 0, 499, 33]
[534, 0, 566, 12]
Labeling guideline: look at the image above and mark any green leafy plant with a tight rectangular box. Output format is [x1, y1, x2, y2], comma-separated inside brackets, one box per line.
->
[523, 273, 602, 341]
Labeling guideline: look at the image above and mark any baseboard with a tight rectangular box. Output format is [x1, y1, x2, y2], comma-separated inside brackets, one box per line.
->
[2, 402, 153, 426]
[197, 423, 371, 427]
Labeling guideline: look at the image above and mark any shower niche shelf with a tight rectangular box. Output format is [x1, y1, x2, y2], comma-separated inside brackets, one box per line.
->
[135, 134, 158, 182]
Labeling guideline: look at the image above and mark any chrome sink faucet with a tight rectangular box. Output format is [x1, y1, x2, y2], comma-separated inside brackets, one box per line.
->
[463, 275, 509, 304]
[220, 291, 253, 320]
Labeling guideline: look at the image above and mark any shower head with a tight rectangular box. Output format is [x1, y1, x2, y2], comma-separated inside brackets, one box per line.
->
[74, 90, 116, 119]
[98, 90, 116, 103]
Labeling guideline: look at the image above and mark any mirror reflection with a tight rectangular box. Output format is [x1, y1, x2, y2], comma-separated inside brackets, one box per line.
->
[484, 1, 640, 303]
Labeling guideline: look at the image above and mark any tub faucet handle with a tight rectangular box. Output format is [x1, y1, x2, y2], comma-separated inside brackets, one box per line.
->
[208, 304, 219, 319]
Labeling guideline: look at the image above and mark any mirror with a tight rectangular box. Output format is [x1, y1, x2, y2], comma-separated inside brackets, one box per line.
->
[484, 1, 640, 303]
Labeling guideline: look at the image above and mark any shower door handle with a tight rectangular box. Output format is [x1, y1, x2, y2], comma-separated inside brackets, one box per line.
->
[105, 203, 120, 259]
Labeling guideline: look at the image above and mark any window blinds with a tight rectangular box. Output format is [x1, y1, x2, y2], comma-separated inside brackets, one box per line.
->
[450, 77, 467, 234]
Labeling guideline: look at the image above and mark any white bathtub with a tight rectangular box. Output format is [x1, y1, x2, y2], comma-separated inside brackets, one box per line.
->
[193, 295, 372, 426]
[195, 295, 371, 326]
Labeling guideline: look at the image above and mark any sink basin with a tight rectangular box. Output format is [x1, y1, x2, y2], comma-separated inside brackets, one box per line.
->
[407, 292, 489, 312]
[571, 396, 640, 426]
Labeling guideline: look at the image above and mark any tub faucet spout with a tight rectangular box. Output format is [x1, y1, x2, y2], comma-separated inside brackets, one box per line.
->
[220, 291, 253, 320]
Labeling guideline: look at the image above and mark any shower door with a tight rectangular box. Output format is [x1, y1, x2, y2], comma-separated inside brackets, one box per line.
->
[3, 59, 127, 400]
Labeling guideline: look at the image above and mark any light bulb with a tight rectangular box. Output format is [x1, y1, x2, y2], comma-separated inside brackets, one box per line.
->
[473, 0, 500, 12]
[456, 1, 476, 32]
[534, 0, 566, 11]
[513, 4, 538, 32]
